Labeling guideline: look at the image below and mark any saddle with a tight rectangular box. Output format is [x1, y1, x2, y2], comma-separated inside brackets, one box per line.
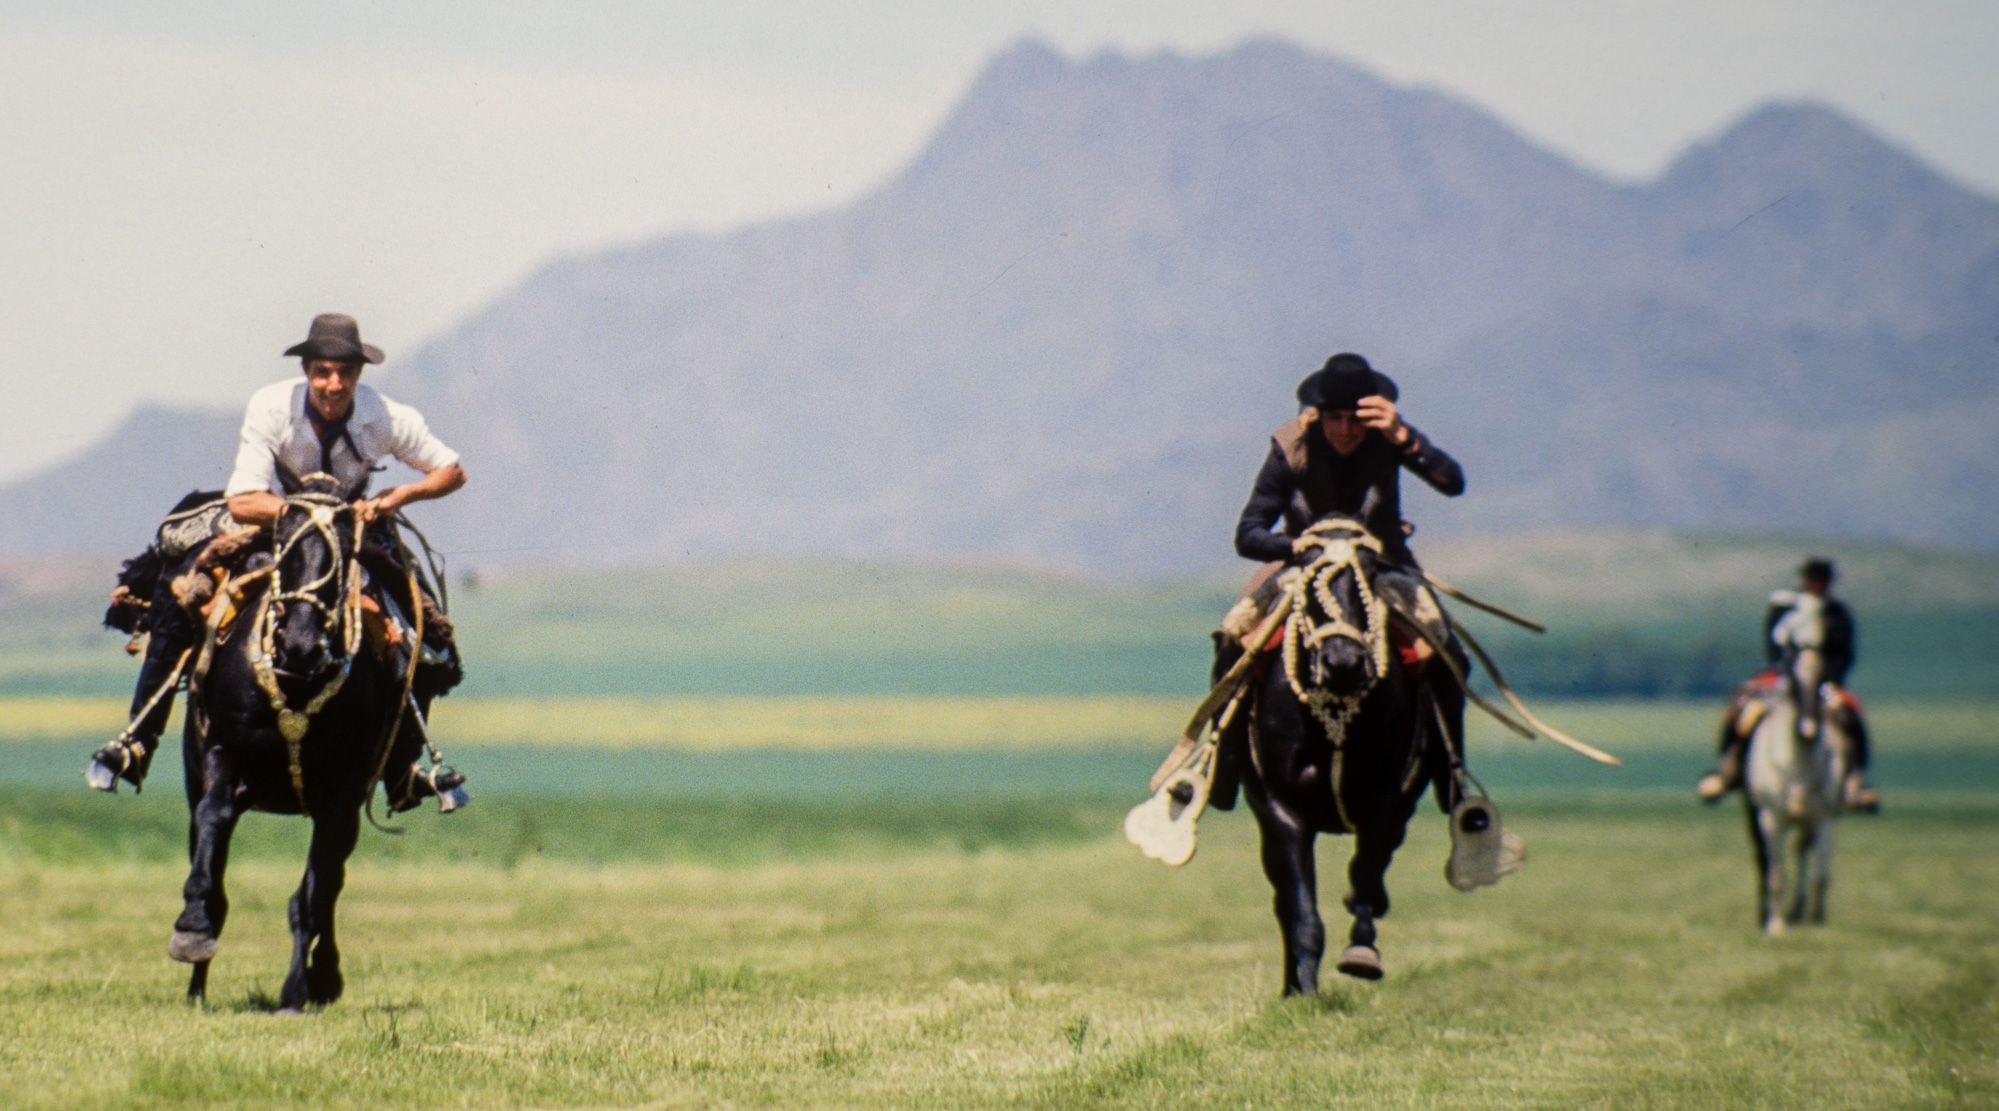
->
[1729, 668, 1865, 737]
[1220, 559, 1452, 667]
[147, 501, 463, 699]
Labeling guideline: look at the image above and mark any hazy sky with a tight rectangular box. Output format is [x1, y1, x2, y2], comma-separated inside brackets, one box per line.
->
[2, 1, 1992, 482]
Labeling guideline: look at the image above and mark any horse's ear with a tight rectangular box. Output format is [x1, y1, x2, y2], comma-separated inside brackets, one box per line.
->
[274, 458, 304, 495]
[341, 472, 371, 503]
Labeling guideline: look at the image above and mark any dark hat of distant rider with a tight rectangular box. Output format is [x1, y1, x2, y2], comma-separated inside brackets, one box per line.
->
[1297, 353, 1398, 412]
[1799, 557, 1835, 582]
[284, 313, 385, 365]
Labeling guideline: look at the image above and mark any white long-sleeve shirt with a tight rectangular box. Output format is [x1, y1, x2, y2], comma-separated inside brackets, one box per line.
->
[223, 378, 459, 498]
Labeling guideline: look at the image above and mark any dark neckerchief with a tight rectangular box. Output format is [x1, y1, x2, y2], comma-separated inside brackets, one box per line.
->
[303, 400, 358, 475]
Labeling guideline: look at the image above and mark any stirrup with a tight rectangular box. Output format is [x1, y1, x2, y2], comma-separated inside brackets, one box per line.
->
[1445, 796, 1526, 892]
[85, 735, 151, 793]
[391, 763, 469, 814]
[1844, 776, 1880, 814]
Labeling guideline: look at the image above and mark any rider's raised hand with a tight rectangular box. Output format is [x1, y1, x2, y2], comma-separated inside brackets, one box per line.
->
[1355, 396, 1410, 446]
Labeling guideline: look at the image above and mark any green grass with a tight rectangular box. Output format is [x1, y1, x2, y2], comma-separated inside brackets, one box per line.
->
[3, 690, 1995, 1108]
[1, 793, 1995, 1108]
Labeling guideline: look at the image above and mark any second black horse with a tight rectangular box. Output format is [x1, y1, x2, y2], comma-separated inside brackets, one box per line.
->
[1230, 518, 1464, 995]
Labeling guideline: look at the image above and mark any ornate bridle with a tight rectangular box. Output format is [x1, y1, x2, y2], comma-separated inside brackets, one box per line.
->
[1280, 519, 1391, 749]
[249, 485, 366, 813]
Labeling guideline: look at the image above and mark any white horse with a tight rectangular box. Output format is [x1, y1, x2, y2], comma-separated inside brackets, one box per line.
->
[1743, 591, 1851, 933]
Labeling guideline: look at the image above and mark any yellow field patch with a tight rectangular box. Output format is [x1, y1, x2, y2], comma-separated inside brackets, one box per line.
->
[0, 697, 168, 740]
[436, 695, 1188, 749]
[0, 694, 1187, 750]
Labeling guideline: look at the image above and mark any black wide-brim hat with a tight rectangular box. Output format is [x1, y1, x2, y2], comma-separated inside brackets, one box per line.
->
[284, 313, 384, 365]
[1297, 353, 1396, 412]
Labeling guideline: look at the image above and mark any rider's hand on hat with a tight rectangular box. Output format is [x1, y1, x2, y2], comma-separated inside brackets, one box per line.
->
[1355, 396, 1411, 447]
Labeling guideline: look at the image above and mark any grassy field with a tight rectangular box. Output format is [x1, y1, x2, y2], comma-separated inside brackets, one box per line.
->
[3, 693, 1997, 1109]
[2, 790, 1995, 1109]
[3, 538, 1994, 1107]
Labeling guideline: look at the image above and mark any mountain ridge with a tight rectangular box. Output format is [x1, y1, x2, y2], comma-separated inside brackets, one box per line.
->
[5, 38, 1994, 573]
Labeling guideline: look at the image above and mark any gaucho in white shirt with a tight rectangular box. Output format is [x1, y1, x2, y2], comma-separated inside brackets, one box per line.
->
[223, 376, 459, 502]
[223, 315, 465, 530]
[90, 314, 468, 806]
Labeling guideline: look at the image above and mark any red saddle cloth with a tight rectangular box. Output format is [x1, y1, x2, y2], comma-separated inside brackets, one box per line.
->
[1391, 624, 1425, 669]
[1745, 668, 1863, 714]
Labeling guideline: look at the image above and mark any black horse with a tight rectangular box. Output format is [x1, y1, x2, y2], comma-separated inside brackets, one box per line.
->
[1231, 518, 1462, 994]
[170, 472, 421, 1011]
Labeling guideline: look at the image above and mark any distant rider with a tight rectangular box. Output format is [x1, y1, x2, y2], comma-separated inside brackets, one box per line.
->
[1697, 557, 1877, 811]
[89, 314, 469, 809]
[1211, 353, 1468, 810]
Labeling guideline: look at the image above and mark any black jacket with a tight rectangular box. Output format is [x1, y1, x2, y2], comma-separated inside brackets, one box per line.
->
[1234, 416, 1463, 566]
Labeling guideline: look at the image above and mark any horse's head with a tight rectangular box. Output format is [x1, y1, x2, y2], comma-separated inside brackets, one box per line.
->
[1771, 592, 1829, 741]
[1287, 519, 1390, 704]
[265, 471, 366, 682]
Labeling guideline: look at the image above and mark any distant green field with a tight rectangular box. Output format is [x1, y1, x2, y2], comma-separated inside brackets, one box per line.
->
[7, 697, 1995, 806]
[6, 534, 1996, 701]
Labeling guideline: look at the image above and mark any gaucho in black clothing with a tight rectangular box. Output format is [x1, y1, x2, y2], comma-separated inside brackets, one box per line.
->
[1235, 352, 1463, 571]
[1206, 352, 1470, 814]
[1234, 403, 1463, 569]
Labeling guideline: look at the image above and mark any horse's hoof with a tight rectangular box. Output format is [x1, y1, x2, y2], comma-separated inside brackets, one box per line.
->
[167, 931, 217, 964]
[1336, 945, 1383, 980]
[272, 1006, 307, 1017]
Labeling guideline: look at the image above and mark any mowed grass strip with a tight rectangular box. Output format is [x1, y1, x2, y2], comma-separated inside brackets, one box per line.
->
[1, 801, 1995, 1109]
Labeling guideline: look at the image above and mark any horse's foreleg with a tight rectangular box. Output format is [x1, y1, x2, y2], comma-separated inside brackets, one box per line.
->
[172, 747, 242, 997]
[1256, 805, 1323, 997]
[1784, 825, 1812, 925]
[1804, 820, 1833, 925]
[279, 807, 359, 1011]
[1337, 803, 1411, 981]
[1748, 806, 1786, 933]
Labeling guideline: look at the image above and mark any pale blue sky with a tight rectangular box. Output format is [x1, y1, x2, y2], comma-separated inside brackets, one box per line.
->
[2, 1, 1992, 480]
